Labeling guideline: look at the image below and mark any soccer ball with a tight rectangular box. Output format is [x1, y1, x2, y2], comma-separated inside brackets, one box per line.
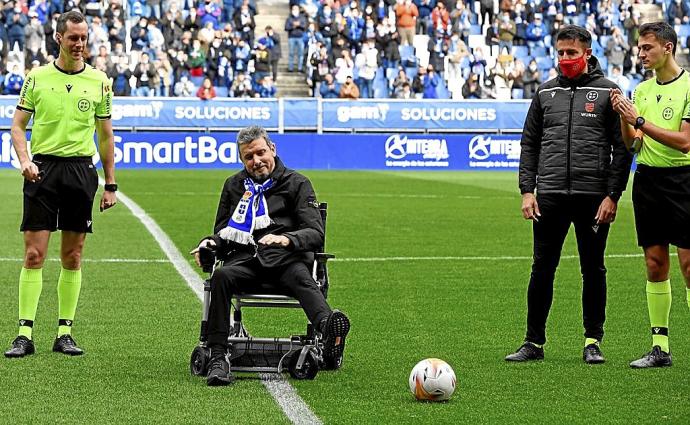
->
[408, 358, 456, 401]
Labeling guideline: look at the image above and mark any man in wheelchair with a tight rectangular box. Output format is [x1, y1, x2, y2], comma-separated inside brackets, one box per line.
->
[192, 125, 350, 386]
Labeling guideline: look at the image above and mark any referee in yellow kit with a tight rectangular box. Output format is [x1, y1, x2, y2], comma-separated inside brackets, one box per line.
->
[5, 10, 116, 358]
[611, 21, 690, 368]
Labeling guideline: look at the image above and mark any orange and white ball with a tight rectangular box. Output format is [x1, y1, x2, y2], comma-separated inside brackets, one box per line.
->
[408, 358, 456, 401]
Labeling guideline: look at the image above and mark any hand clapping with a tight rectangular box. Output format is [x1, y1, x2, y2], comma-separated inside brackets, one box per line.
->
[609, 88, 638, 126]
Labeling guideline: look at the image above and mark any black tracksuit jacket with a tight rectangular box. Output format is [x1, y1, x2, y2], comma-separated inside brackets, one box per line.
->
[519, 56, 632, 196]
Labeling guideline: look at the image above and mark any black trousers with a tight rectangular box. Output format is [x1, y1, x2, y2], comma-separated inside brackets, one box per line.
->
[525, 194, 610, 345]
[206, 259, 332, 347]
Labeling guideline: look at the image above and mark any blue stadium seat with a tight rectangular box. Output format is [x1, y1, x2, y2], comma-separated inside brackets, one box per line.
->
[469, 24, 482, 35]
[591, 38, 604, 57]
[541, 70, 552, 82]
[536, 56, 553, 71]
[512, 88, 524, 99]
[599, 56, 608, 72]
[406, 67, 418, 79]
[373, 78, 389, 98]
[677, 24, 690, 39]
[577, 13, 587, 26]
[512, 45, 529, 59]
[214, 86, 228, 97]
[190, 76, 205, 87]
[599, 35, 611, 49]
[628, 77, 641, 96]
[436, 79, 450, 99]
[385, 68, 397, 92]
[399, 45, 415, 61]
[530, 45, 546, 58]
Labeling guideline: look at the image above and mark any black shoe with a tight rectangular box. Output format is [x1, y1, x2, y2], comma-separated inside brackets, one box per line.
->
[630, 346, 672, 368]
[207, 348, 234, 386]
[583, 344, 605, 364]
[4, 336, 35, 358]
[505, 342, 544, 362]
[321, 310, 351, 370]
[52, 334, 84, 356]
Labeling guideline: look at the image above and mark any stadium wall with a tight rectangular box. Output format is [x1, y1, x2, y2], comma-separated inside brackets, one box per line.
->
[0, 96, 526, 171]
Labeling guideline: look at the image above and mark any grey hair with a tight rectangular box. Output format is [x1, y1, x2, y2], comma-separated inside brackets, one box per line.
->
[236, 125, 273, 146]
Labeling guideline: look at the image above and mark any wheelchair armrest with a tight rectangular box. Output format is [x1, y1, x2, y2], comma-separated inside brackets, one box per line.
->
[315, 252, 336, 262]
[199, 246, 217, 273]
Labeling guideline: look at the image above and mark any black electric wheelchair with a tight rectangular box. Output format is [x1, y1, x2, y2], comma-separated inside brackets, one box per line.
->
[189, 202, 339, 380]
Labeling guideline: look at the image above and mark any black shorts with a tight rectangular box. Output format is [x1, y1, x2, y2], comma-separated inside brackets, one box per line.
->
[632, 164, 690, 249]
[21, 154, 99, 233]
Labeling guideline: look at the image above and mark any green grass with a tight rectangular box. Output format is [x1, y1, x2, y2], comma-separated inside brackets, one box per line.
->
[1, 168, 689, 424]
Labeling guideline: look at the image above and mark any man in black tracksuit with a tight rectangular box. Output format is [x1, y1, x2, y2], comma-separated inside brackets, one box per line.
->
[193, 126, 350, 386]
[506, 26, 632, 364]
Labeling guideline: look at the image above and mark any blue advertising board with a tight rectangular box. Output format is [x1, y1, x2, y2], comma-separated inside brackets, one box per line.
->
[320, 99, 529, 131]
[0, 96, 529, 131]
[0, 130, 521, 170]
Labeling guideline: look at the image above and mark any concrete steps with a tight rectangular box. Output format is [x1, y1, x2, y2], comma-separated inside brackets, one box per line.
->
[251, 0, 309, 97]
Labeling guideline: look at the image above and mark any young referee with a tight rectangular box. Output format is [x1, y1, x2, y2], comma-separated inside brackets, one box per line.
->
[5, 10, 117, 358]
[611, 21, 690, 368]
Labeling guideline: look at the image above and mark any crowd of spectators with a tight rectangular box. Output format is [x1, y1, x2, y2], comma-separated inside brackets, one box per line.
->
[292, 0, 678, 99]
[0, 0, 280, 98]
[0, 0, 687, 99]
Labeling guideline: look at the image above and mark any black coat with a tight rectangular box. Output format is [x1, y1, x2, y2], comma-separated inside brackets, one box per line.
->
[209, 157, 324, 268]
[519, 56, 632, 196]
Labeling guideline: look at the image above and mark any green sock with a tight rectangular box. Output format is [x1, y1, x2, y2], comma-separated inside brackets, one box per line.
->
[585, 338, 599, 347]
[646, 280, 671, 353]
[18, 267, 43, 339]
[57, 267, 82, 336]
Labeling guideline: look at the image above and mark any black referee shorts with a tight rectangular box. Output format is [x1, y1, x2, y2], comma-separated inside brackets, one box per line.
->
[632, 164, 690, 249]
[21, 154, 99, 233]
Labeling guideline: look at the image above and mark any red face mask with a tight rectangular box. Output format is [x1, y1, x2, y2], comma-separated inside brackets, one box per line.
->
[559, 55, 587, 79]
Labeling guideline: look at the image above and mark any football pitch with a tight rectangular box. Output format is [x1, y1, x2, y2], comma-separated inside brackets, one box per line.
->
[1, 168, 689, 424]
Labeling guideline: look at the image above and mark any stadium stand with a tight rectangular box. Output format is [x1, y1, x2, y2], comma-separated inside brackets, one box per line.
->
[0, 0, 683, 100]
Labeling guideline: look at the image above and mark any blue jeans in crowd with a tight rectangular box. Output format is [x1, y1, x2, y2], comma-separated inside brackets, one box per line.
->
[288, 37, 304, 72]
[137, 86, 152, 97]
[359, 78, 374, 98]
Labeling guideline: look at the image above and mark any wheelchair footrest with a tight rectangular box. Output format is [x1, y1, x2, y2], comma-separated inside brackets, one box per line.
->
[227, 336, 318, 373]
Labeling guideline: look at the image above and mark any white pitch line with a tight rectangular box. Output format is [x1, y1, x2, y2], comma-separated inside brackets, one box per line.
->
[0, 257, 170, 263]
[331, 253, 652, 262]
[0, 252, 664, 265]
[111, 182, 322, 425]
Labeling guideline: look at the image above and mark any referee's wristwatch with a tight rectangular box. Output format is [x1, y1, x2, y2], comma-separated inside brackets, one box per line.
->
[634, 116, 645, 130]
[608, 191, 621, 202]
[104, 183, 118, 192]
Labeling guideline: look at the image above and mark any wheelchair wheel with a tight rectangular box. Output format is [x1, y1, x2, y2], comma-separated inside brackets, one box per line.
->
[190, 346, 211, 376]
[288, 351, 319, 380]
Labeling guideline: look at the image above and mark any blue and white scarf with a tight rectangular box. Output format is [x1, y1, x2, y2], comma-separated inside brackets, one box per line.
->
[219, 178, 273, 245]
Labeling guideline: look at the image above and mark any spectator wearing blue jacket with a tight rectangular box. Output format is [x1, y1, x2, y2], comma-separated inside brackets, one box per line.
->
[525, 14, 548, 52]
[6, 5, 28, 52]
[3, 64, 24, 95]
[130, 17, 149, 51]
[422, 65, 440, 99]
[285, 5, 307, 72]
[198, 0, 222, 30]
[416, 0, 434, 35]
[319, 73, 341, 98]
[258, 76, 277, 98]
[34, 0, 50, 25]
[346, 9, 364, 53]
[317, 3, 336, 50]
